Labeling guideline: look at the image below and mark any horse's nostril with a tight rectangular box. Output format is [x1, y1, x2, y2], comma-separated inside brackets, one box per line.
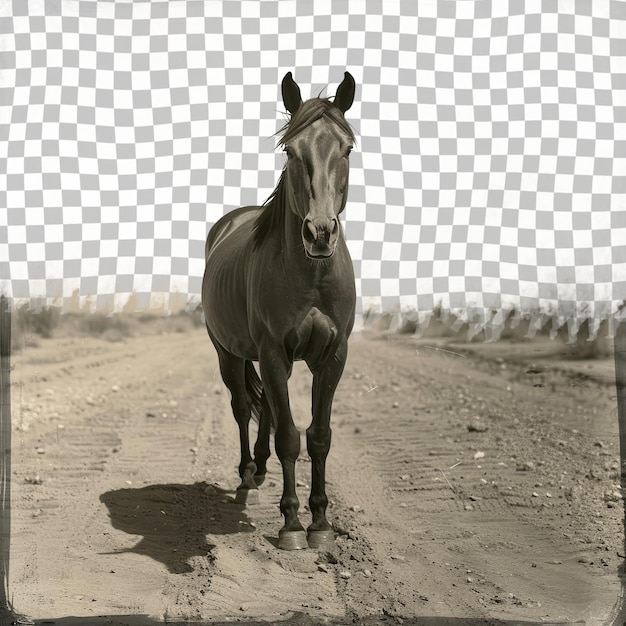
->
[331, 219, 338, 233]
[305, 220, 317, 242]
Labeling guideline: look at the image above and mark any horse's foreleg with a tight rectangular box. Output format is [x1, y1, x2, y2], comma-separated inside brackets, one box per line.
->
[306, 338, 348, 549]
[259, 350, 307, 550]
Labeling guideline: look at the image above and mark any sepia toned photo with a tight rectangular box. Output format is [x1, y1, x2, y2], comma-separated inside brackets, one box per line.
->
[1, 2, 625, 625]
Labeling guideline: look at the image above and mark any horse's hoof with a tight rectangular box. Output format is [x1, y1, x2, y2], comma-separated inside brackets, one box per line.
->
[234, 487, 259, 505]
[278, 530, 308, 551]
[307, 529, 335, 550]
[253, 473, 266, 487]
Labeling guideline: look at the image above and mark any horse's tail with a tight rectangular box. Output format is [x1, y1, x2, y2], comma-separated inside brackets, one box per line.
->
[244, 361, 275, 433]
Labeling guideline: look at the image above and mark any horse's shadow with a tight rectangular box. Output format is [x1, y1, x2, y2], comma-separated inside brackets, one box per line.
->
[99, 482, 253, 574]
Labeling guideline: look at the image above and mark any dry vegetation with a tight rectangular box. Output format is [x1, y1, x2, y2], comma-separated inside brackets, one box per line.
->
[9, 301, 617, 361]
[11, 304, 205, 350]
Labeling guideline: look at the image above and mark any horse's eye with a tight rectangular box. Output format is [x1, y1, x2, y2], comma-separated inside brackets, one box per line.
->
[284, 146, 293, 157]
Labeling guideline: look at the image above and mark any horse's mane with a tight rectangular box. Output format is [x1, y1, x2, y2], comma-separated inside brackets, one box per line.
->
[252, 98, 355, 250]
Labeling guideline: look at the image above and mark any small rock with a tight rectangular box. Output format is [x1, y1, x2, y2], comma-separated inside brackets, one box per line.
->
[389, 554, 406, 561]
[296, 480, 308, 487]
[146, 412, 156, 418]
[363, 569, 372, 578]
[392, 401, 399, 408]
[464, 504, 474, 511]
[339, 571, 351, 579]
[516, 461, 535, 472]
[400, 474, 411, 481]
[36, 447, 45, 455]
[563, 487, 578, 501]
[468, 423, 488, 433]
[349, 505, 362, 512]
[604, 490, 622, 503]
[111, 385, 120, 392]
[318, 564, 329, 573]
[318, 551, 338, 565]
[474, 451, 485, 460]
[532, 492, 539, 497]
[578, 555, 591, 564]
[86, 397, 96, 405]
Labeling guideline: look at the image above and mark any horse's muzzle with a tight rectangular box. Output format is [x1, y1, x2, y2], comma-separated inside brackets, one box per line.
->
[302, 217, 338, 259]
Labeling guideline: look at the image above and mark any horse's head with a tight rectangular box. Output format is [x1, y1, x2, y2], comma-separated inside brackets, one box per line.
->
[280, 72, 355, 260]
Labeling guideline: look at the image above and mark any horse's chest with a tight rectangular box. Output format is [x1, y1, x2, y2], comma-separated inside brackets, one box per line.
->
[291, 306, 339, 364]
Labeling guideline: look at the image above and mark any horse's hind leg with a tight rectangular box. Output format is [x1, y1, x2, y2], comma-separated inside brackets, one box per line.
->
[306, 337, 348, 549]
[252, 389, 271, 486]
[212, 344, 259, 504]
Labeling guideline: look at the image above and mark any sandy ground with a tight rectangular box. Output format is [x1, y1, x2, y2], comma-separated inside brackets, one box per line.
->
[6, 316, 624, 625]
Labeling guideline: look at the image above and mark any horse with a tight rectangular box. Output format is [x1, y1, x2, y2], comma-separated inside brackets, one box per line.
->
[201, 71, 357, 550]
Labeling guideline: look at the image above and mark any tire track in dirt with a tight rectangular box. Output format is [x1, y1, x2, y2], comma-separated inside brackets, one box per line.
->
[12, 333, 209, 619]
[320, 333, 621, 624]
[11, 330, 348, 623]
[9, 326, 623, 624]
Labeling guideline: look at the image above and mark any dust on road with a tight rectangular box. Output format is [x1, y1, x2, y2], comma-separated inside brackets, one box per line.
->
[8, 316, 623, 624]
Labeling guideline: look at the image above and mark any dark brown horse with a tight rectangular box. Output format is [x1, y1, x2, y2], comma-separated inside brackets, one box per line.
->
[201, 72, 356, 550]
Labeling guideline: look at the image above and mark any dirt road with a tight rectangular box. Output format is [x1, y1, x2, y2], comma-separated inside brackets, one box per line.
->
[8, 318, 623, 624]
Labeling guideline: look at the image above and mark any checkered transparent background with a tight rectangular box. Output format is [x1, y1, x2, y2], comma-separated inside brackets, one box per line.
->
[1, 0, 625, 326]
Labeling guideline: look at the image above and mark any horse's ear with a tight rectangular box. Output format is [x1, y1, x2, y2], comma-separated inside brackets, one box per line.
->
[282, 72, 302, 115]
[334, 71, 355, 113]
